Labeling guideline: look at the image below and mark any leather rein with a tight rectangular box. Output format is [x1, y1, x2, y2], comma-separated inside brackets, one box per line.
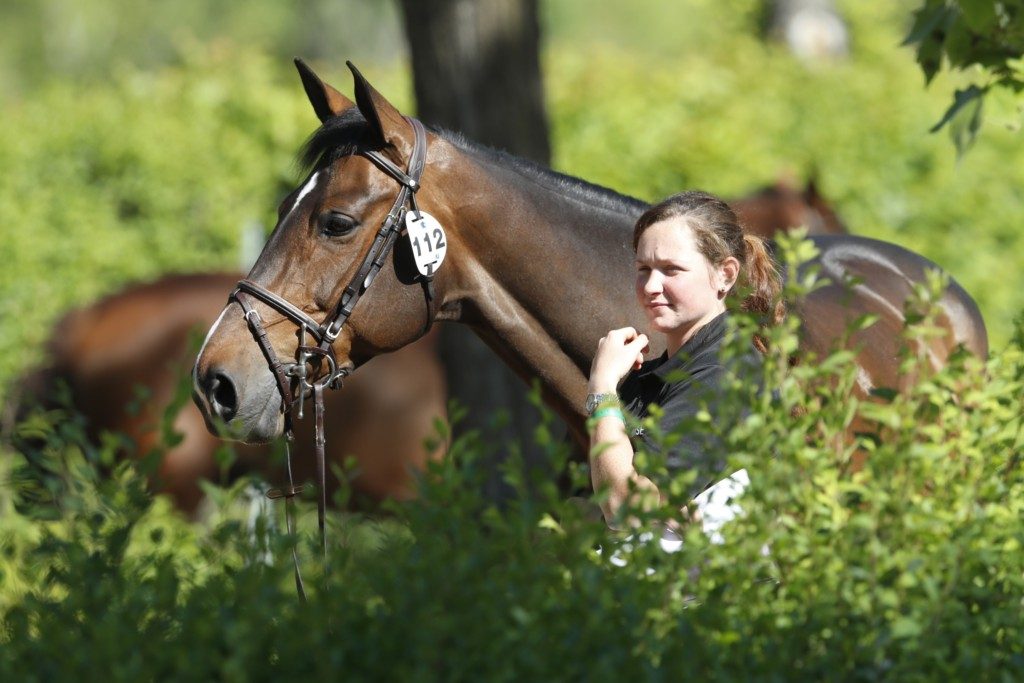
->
[228, 116, 429, 599]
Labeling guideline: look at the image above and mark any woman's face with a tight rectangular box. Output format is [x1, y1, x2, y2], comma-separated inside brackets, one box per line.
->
[635, 218, 731, 350]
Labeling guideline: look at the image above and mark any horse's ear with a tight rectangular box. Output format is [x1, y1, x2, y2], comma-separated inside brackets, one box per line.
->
[805, 177, 820, 201]
[347, 61, 409, 151]
[804, 165, 822, 200]
[295, 58, 355, 122]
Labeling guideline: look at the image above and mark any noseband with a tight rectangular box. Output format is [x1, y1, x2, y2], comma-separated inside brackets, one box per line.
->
[228, 116, 428, 598]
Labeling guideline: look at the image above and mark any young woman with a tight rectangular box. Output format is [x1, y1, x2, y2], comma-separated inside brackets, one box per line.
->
[587, 190, 784, 530]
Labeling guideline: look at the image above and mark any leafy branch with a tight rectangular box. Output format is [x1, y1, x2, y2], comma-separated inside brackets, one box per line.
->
[904, 0, 1024, 155]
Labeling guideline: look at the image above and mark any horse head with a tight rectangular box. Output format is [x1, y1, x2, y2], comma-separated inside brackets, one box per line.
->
[193, 61, 457, 443]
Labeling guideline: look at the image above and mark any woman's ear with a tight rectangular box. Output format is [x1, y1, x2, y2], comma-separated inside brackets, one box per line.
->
[718, 256, 740, 293]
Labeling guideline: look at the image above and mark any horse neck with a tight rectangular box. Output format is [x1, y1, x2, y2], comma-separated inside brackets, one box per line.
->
[428, 143, 652, 429]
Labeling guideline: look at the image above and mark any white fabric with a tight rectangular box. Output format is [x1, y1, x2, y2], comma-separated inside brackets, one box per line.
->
[603, 468, 750, 568]
[693, 468, 750, 544]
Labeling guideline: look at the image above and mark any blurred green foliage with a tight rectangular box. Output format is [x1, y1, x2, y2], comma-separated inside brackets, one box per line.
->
[903, 0, 1024, 154]
[0, 0, 404, 97]
[1, 241, 1022, 678]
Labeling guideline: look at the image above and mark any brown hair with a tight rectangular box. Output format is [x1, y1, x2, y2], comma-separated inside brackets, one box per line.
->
[633, 190, 785, 351]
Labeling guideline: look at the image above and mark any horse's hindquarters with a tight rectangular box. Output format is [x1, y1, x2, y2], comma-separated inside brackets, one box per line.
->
[800, 236, 988, 396]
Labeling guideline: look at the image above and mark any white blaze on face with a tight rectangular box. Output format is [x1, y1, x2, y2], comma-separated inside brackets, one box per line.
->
[197, 172, 322, 370]
[197, 307, 231, 360]
[283, 171, 321, 223]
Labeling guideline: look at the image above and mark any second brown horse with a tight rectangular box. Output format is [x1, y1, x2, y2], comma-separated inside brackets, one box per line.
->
[11, 272, 447, 514]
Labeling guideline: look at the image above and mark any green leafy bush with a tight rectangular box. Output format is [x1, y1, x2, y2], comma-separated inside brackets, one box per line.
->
[2, 236, 1021, 679]
[903, 0, 1024, 153]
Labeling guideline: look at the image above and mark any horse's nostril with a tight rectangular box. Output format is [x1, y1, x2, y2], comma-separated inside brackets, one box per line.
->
[209, 371, 238, 422]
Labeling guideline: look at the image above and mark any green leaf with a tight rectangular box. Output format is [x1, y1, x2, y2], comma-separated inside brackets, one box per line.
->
[943, 20, 978, 68]
[957, 0, 998, 34]
[903, 1, 954, 46]
[930, 84, 987, 156]
[950, 88, 986, 157]
[891, 616, 924, 639]
[905, 2, 957, 83]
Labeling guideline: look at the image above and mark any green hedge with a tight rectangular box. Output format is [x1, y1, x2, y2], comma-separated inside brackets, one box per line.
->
[2, 239, 1022, 679]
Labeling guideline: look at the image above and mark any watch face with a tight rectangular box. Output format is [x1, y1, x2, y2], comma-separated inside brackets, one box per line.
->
[586, 393, 609, 414]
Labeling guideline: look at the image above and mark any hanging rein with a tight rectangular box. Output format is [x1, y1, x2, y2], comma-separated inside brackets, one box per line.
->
[229, 117, 429, 599]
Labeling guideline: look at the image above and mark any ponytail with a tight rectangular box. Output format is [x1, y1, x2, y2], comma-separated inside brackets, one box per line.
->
[737, 234, 785, 353]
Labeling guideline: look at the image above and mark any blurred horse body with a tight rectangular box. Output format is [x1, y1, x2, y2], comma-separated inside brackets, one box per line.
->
[730, 177, 846, 238]
[12, 272, 446, 514]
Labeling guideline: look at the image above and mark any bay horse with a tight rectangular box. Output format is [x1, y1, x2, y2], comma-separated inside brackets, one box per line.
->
[192, 60, 987, 461]
[10, 272, 446, 514]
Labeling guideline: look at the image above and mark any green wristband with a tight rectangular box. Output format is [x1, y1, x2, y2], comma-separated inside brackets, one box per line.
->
[590, 406, 626, 423]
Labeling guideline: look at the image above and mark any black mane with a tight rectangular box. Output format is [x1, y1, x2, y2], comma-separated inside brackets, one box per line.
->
[440, 131, 649, 216]
[298, 108, 382, 171]
[299, 111, 648, 217]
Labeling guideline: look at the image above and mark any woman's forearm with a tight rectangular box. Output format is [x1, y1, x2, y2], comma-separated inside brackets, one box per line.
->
[586, 326, 653, 527]
[589, 415, 661, 527]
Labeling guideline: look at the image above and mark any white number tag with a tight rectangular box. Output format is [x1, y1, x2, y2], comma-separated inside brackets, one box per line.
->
[405, 210, 448, 277]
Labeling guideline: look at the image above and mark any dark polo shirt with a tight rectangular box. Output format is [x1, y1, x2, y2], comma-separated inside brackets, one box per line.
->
[617, 312, 761, 498]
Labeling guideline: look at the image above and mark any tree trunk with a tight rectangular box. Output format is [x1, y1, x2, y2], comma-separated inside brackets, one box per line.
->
[397, 0, 554, 498]
[400, 0, 550, 163]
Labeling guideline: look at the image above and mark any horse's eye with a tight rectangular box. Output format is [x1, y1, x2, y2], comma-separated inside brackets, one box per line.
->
[318, 211, 358, 237]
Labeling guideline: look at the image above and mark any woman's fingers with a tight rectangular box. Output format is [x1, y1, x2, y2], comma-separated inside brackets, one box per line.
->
[605, 327, 638, 344]
[590, 330, 650, 391]
[626, 334, 649, 369]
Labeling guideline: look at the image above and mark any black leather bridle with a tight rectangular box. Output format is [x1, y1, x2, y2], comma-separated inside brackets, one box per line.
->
[228, 116, 429, 598]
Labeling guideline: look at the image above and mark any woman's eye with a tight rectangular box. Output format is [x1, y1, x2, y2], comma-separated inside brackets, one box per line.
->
[319, 211, 358, 237]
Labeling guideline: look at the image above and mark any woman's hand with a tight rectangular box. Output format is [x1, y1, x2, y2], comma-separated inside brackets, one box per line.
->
[589, 327, 649, 393]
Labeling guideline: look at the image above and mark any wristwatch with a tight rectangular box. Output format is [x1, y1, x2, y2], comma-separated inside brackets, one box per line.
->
[585, 393, 617, 416]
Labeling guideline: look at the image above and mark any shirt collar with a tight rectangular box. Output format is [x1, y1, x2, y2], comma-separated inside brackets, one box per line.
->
[638, 311, 729, 381]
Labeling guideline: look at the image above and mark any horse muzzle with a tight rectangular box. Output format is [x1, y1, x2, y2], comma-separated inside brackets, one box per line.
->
[192, 321, 288, 444]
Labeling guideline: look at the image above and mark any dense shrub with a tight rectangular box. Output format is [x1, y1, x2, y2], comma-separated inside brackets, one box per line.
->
[2, 236, 1021, 680]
